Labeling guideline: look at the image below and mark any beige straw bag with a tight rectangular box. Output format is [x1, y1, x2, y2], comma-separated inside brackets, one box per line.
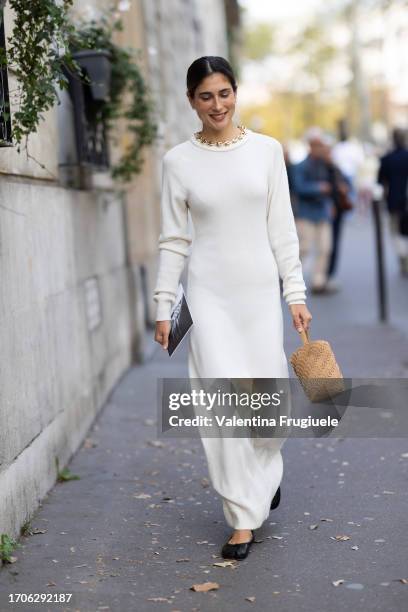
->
[290, 329, 345, 402]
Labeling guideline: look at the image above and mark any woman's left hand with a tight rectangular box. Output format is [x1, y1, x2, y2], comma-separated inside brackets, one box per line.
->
[288, 303, 312, 333]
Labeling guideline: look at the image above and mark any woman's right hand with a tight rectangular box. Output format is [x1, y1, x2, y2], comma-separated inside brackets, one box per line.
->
[155, 320, 171, 350]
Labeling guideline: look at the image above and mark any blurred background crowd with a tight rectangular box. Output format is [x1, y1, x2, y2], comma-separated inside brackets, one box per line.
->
[238, 0, 408, 295]
[284, 122, 408, 294]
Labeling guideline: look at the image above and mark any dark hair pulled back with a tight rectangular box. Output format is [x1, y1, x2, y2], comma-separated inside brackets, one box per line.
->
[186, 56, 237, 99]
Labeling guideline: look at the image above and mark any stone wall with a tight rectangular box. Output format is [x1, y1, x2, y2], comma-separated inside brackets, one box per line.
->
[0, 0, 232, 539]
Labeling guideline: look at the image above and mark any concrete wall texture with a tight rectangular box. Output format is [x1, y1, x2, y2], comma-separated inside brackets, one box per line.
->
[0, 0, 232, 539]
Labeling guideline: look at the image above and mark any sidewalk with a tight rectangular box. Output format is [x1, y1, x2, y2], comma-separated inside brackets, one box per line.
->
[1, 212, 407, 612]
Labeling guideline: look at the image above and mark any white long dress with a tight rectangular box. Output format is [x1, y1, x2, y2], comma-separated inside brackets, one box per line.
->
[153, 127, 307, 530]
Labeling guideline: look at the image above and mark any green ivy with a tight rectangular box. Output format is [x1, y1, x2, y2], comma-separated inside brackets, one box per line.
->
[0, 533, 19, 563]
[0, 1, 157, 182]
[72, 17, 158, 182]
[0, 0, 77, 145]
[55, 456, 80, 482]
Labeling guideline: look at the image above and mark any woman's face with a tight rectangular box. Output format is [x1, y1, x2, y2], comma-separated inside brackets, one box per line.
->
[187, 72, 236, 131]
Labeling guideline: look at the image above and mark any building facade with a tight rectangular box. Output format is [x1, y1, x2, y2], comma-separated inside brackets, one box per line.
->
[0, 0, 240, 539]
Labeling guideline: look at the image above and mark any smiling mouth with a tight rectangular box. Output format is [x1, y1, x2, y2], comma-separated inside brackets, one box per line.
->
[210, 112, 228, 120]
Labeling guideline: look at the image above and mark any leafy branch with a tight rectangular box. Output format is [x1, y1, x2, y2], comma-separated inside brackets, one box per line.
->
[0, 1, 157, 181]
[72, 17, 158, 182]
[0, 0, 78, 147]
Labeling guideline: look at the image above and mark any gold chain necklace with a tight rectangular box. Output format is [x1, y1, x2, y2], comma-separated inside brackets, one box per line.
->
[194, 124, 247, 147]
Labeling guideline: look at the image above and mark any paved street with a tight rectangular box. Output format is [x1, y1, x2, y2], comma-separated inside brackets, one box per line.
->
[1, 207, 407, 612]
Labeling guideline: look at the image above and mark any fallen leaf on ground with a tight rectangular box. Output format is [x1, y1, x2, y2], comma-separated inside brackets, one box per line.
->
[213, 560, 236, 568]
[190, 582, 219, 592]
[246, 596, 256, 602]
[133, 493, 151, 499]
[83, 438, 98, 448]
[332, 535, 351, 541]
[309, 524, 318, 530]
[147, 440, 166, 448]
[147, 597, 172, 602]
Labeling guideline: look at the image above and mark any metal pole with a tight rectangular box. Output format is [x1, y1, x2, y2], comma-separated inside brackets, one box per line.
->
[371, 187, 388, 322]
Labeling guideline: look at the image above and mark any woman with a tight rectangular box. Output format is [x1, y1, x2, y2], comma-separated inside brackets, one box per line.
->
[154, 56, 312, 560]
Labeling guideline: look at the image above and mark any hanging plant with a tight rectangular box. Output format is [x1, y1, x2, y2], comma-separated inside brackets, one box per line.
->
[0, 0, 78, 147]
[0, 1, 158, 181]
[71, 17, 158, 182]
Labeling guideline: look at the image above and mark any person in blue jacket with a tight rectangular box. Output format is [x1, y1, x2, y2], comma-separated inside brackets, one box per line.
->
[292, 128, 335, 293]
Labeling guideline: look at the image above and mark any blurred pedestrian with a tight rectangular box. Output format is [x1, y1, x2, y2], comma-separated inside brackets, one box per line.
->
[322, 140, 354, 291]
[292, 127, 335, 294]
[377, 128, 408, 276]
[331, 119, 364, 205]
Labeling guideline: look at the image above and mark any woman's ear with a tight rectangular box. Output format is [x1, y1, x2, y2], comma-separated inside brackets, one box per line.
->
[186, 91, 194, 109]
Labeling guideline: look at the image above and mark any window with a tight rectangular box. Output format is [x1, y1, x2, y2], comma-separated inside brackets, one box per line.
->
[0, 6, 12, 146]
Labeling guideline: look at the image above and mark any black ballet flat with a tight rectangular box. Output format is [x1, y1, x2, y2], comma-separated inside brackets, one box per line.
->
[270, 486, 281, 510]
[221, 530, 255, 560]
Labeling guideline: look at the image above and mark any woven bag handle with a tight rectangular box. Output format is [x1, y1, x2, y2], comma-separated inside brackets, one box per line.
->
[299, 328, 310, 345]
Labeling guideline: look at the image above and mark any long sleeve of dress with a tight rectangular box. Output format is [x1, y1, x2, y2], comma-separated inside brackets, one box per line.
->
[153, 152, 192, 321]
[267, 143, 307, 305]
